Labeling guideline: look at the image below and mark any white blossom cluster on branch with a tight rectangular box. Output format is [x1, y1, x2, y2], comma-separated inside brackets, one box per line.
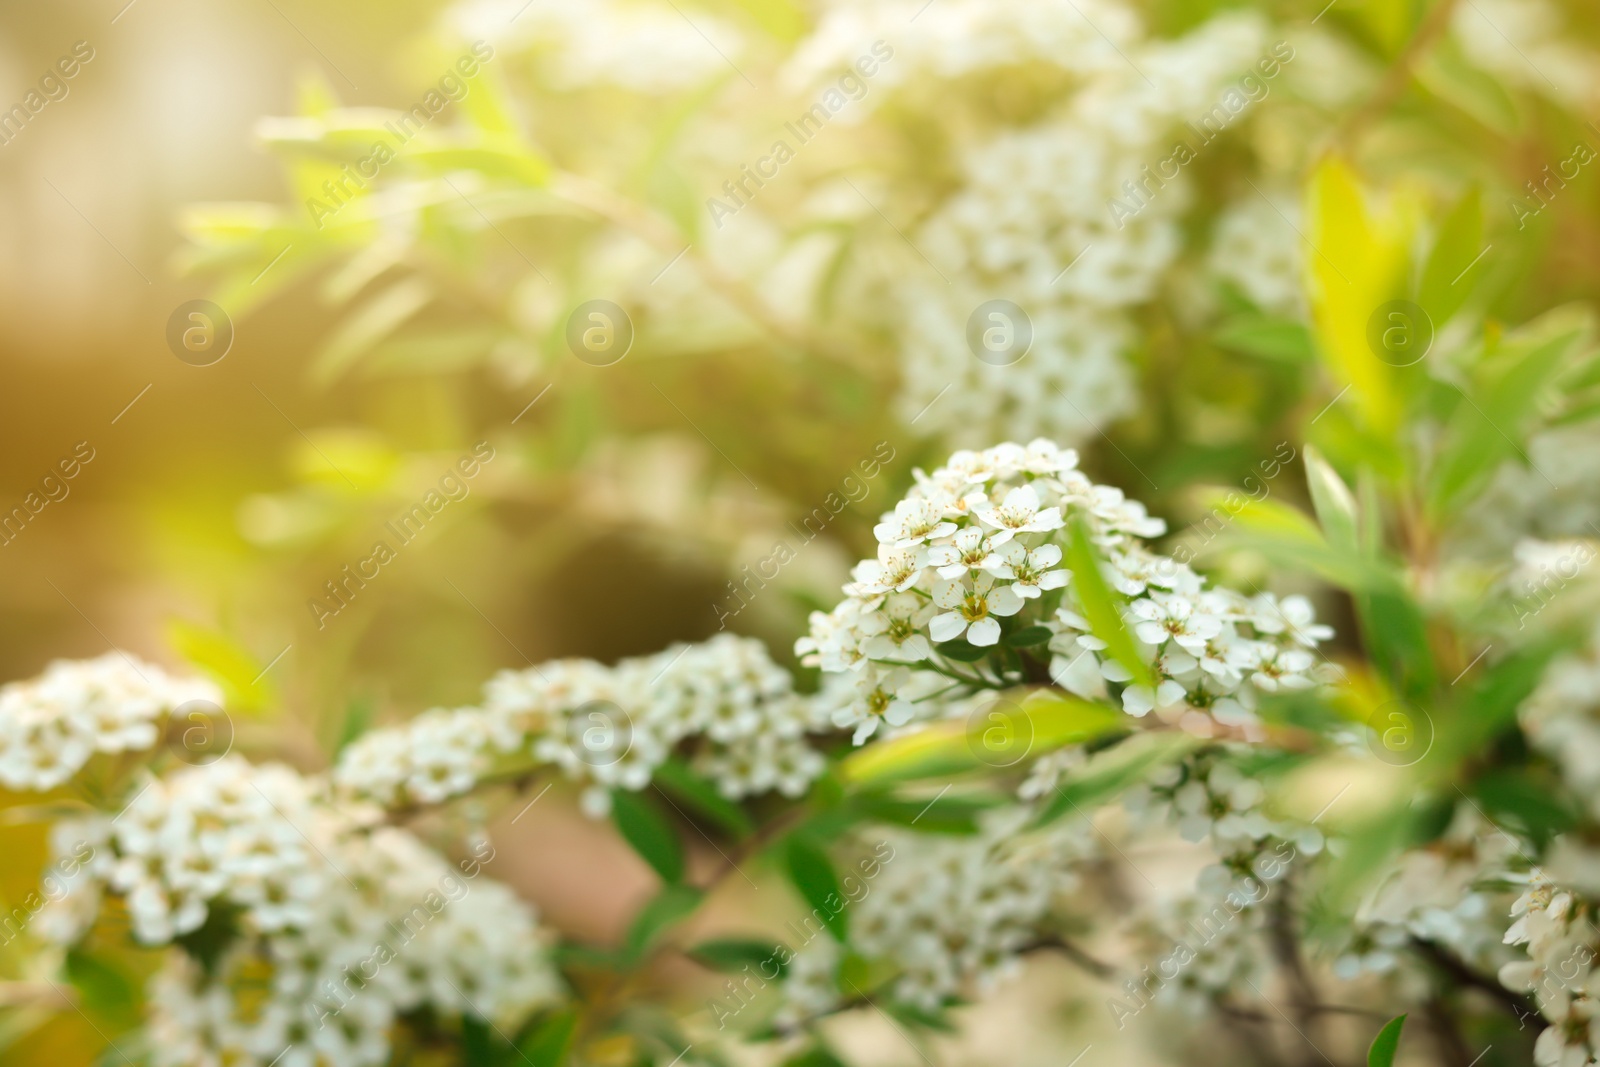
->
[798, 439, 1337, 744]
[336, 634, 832, 817]
[0, 652, 220, 792]
[31, 756, 557, 1067]
[778, 809, 1097, 1020]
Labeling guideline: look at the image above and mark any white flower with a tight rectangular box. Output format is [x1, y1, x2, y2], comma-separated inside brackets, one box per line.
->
[1174, 763, 1270, 846]
[930, 574, 1024, 647]
[1251, 593, 1334, 646]
[874, 498, 957, 547]
[1130, 592, 1223, 655]
[1121, 678, 1186, 717]
[860, 593, 936, 662]
[1248, 645, 1317, 692]
[971, 484, 1063, 543]
[1534, 997, 1600, 1067]
[927, 527, 995, 580]
[982, 541, 1068, 598]
[846, 543, 929, 597]
[832, 667, 916, 745]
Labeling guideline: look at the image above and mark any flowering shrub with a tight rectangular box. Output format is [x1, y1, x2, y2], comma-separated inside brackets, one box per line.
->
[7, 0, 1600, 1066]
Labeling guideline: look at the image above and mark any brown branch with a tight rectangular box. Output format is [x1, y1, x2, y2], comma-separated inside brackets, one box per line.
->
[1267, 885, 1324, 1067]
[1410, 938, 1540, 1023]
[1014, 934, 1119, 980]
[1330, 0, 1465, 153]
[1425, 994, 1476, 1067]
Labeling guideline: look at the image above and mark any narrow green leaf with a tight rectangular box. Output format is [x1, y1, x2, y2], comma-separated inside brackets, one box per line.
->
[934, 639, 989, 663]
[848, 791, 1000, 835]
[687, 938, 788, 977]
[64, 949, 138, 1028]
[1428, 326, 1582, 518]
[1367, 1014, 1406, 1067]
[1031, 732, 1197, 827]
[838, 694, 1123, 785]
[780, 1048, 849, 1067]
[310, 278, 433, 385]
[1065, 515, 1152, 688]
[1212, 316, 1315, 363]
[885, 1000, 957, 1033]
[461, 1015, 495, 1067]
[1302, 446, 1359, 553]
[1418, 187, 1483, 325]
[1217, 495, 1396, 594]
[625, 883, 704, 957]
[1356, 588, 1436, 699]
[1003, 625, 1054, 647]
[165, 620, 275, 714]
[652, 762, 755, 840]
[519, 1009, 579, 1067]
[783, 834, 848, 942]
[611, 789, 685, 884]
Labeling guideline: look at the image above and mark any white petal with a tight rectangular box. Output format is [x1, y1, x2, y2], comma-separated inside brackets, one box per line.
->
[929, 613, 967, 642]
[967, 618, 1002, 646]
[989, 585, 1025, 616]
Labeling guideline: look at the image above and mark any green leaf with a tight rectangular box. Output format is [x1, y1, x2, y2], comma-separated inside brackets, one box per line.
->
[1003, 625, 1054, 647]
[838, 693, 1123, 785]
[64, 949, 138, 1028]
[1214, 495, 1396, 594]
[885, 1000, 957, 1033]
[1065, 515, 1152, 688]
[310, 277, 433, 385]
[1306, 158, 1415, 439]
[1356, 588, 1436, 699]
[461, 1015, 495, 1067]
[653, 761, 755, 840]
[1430, 639, 1572, 770]
[1031, 732, 1197, 827]
[1417, 188, 1483, 326]
[611, 789, 685, 884]
[780, 1048, 849, 1067]
[165, 619, 277, 714]
[625, 883, 704, 957]
[848, 790, 1000, 835]
[519, 1009, 579, 1067]
[1367, 1014, 1406, 1067]
[934, 639, 989, 663]
[333, 695, 374, 756]
[1427, 325, 1581, 518]
[1324, 806, 1416, 914]
[1471, 769, 1577, 847]
[687, 938, 788, 977]
[404, 138, 552, 187]
[1302, 445, 1359, 553]
[783, 834, 848, 942]
[1212, 316, 1315, 363]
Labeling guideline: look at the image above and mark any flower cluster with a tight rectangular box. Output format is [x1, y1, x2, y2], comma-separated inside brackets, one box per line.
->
[40, 757, 558, 1067]
[1122, 894, 1272, 1020]
[1125, 749, 1323, 900]
[1520, 623, 1600, 820]
[1332, 808, 1517, 986]
[1499, 871, 1600, 1067]
[799, 440, 1335, 744]
[0, 653, 221, 792]
[453, 0, 741, 92]
[336, 634, 830, 817]
[819, 3, 1305, 441]
[779, 809, 1094, 1017]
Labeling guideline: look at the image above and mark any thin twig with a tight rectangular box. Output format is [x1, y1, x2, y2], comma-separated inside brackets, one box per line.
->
[1331, 0, 1464, 151]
